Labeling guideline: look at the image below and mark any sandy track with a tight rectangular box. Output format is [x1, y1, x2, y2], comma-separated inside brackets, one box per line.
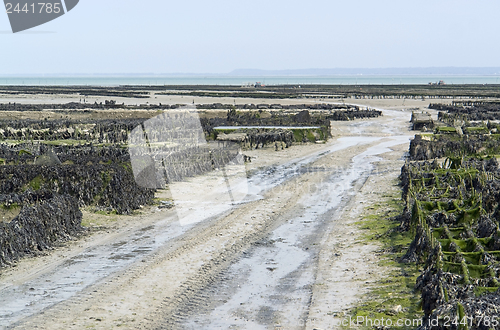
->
[1, 108, 412, 330]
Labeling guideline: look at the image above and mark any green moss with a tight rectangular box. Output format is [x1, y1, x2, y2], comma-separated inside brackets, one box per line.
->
[29, 175, 45, 191]
[432, 228, 445, 239]
[473, 286, 499, 296]
[289, 128, 324, 142]
[457, 302, 468, 330]
[345, 197, 423, 329]
[1, 202, 21, 210]
[94, 210, 118, 216]
[460, 252, 482, 265]
[467, 264, 488, 279]
[18, 149, 32, 156]
[459, 206, 481, 226]
[213, 128, 237, 134]
[348, 264, 423, 329]
[306, 130, 316, 142]
[442, 262, 463, 275]
[454, 239, 475, 252]
[464, 126, 488, 134]
[291, 129, 305, 142]
[448, 228, 465, 239]
[421, 201, 437, 212]
[437, 126, 457, 133]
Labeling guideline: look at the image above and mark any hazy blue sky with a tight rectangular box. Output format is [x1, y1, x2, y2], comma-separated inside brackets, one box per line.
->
[1, 0, 500, 74]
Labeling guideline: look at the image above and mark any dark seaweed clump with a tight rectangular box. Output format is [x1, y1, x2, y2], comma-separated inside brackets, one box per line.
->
[0, 192, 83, 267]
[396, 103, 500, 329]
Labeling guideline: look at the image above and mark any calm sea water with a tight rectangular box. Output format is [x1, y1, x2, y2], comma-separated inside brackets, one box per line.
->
[0, 75, 499, 86]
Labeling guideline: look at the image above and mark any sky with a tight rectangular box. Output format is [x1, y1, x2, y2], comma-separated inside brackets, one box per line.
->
[1, 0, 500, 74]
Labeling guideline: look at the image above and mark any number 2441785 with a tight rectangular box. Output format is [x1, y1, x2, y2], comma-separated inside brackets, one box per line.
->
[5, 3, 62, 14]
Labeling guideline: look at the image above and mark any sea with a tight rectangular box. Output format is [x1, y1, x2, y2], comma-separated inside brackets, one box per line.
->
[0, 75, 499, 86]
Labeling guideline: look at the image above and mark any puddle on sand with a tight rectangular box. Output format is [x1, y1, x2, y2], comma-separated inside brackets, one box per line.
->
[245, 135, 383, 200]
